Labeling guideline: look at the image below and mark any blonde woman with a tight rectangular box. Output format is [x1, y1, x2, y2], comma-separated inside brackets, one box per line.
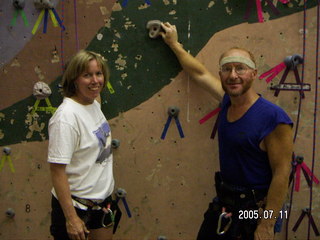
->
[48, 50, 117, 240]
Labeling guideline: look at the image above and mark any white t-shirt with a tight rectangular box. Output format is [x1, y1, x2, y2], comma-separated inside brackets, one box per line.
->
[48, 98, 114, 207]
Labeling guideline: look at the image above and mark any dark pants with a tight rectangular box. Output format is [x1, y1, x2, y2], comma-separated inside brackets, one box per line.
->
[197, 172, 268, 240]
[50, 196, 115, 240]
[197, 197, 258, 240]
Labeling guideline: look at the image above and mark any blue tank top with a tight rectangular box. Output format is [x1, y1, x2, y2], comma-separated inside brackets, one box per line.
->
[218, 95, 293, 189]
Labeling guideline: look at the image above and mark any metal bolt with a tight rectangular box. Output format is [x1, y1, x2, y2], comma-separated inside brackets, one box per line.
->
[6, 208, 15, 218]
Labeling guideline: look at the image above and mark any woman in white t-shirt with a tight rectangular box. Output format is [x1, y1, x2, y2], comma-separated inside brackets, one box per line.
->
[48, 50, 117, 240]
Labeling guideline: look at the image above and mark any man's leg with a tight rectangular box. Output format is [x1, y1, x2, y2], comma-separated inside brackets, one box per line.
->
[197, 197, 234, 240]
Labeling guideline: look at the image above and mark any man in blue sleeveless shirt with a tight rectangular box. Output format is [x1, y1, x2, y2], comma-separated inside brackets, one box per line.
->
[160, 22, 293, 240]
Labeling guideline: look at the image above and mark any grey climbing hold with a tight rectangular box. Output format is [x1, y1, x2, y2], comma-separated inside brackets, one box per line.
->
[146, 20, 163, 39]
[6, 208, 15, 218]
[33, 81, 52, 99]
[168, 106, 180, 118]
[116, 188, 127, 198]
[284, 54, 303, 69]
[33, 0, 54, 9]
[111, 139, 120, 149]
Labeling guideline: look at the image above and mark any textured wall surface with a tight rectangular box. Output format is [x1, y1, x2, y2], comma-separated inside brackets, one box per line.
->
[0, 0, 319, 239]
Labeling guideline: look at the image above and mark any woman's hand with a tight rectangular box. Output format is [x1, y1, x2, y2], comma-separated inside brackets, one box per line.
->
[66, 215, 90, 240]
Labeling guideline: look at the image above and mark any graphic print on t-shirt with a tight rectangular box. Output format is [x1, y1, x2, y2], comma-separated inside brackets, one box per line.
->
[93, 122, 111, 164]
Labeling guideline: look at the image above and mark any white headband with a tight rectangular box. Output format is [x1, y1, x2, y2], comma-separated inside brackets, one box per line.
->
[220, 56, 256, 69]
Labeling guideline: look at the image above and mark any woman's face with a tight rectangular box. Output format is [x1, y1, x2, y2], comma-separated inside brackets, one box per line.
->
[73, 59, 105, 105]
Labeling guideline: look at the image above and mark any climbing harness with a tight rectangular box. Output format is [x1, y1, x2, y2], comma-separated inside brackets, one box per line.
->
[71, 195, 118, 230]
[216, 207, 232, 235]
[214, 172, 268, 237]
[161, 106, 185, 140]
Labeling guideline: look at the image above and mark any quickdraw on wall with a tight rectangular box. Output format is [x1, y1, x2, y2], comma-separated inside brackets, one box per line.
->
[0, 147, 15, 173]
[292, 208, 320, 236]
[11, 0, 29, 27]
[259, 54, 310, 97]
[115, 188, 132, 218]
[244, 0, 289, 23]
[31, 81, 57, 115]
[31, 0, 65, 35]
[198, 105, 221, 140]
[290, 155, 319, 192]
[161, 106, 185, 140]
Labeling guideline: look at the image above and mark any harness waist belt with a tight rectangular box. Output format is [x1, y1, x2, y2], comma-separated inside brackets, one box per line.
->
[215, 172, 268, 208]
[72, 196, 112, 208]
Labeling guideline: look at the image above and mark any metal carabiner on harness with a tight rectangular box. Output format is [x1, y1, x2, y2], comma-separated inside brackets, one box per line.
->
[217, 211, 232, 235]
[101, 205, 115, 228]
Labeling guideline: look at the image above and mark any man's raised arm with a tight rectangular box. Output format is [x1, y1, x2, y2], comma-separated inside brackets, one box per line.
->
[160, 22, 224, 101]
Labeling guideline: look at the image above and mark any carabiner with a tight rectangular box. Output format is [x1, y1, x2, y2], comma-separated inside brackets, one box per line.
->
[216, 211, 232, 235]
[101, 207, 114, 228]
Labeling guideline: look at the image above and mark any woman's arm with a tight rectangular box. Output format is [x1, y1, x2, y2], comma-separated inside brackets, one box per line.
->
[50, 163, 89, 240]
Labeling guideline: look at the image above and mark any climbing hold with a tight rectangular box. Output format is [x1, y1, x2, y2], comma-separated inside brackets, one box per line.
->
[168, 106, 180, 118]
[33, 81, 52, 100]
[13, 0, 25, 9]
[5, 208, 15, 218]
[33, 0, 54, 9]
[295, 155, 304, 164]
[3, 147, 11, 156]
[157, 236, 167, 240]
[284, 54, 303, 69]
[111, 139, 120, 149]
[116, 188, 127, 198]
[146, 20, 163, 39]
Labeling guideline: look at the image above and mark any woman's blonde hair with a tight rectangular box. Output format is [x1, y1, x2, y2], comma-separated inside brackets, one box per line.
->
[61, 50, 110, 97]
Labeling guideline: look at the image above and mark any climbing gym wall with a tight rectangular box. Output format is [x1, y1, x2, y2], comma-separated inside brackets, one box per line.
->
[0, 0, 319, 239]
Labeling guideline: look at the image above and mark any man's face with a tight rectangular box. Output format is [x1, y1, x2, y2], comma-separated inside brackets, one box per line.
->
[219, 50, 257, 97]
